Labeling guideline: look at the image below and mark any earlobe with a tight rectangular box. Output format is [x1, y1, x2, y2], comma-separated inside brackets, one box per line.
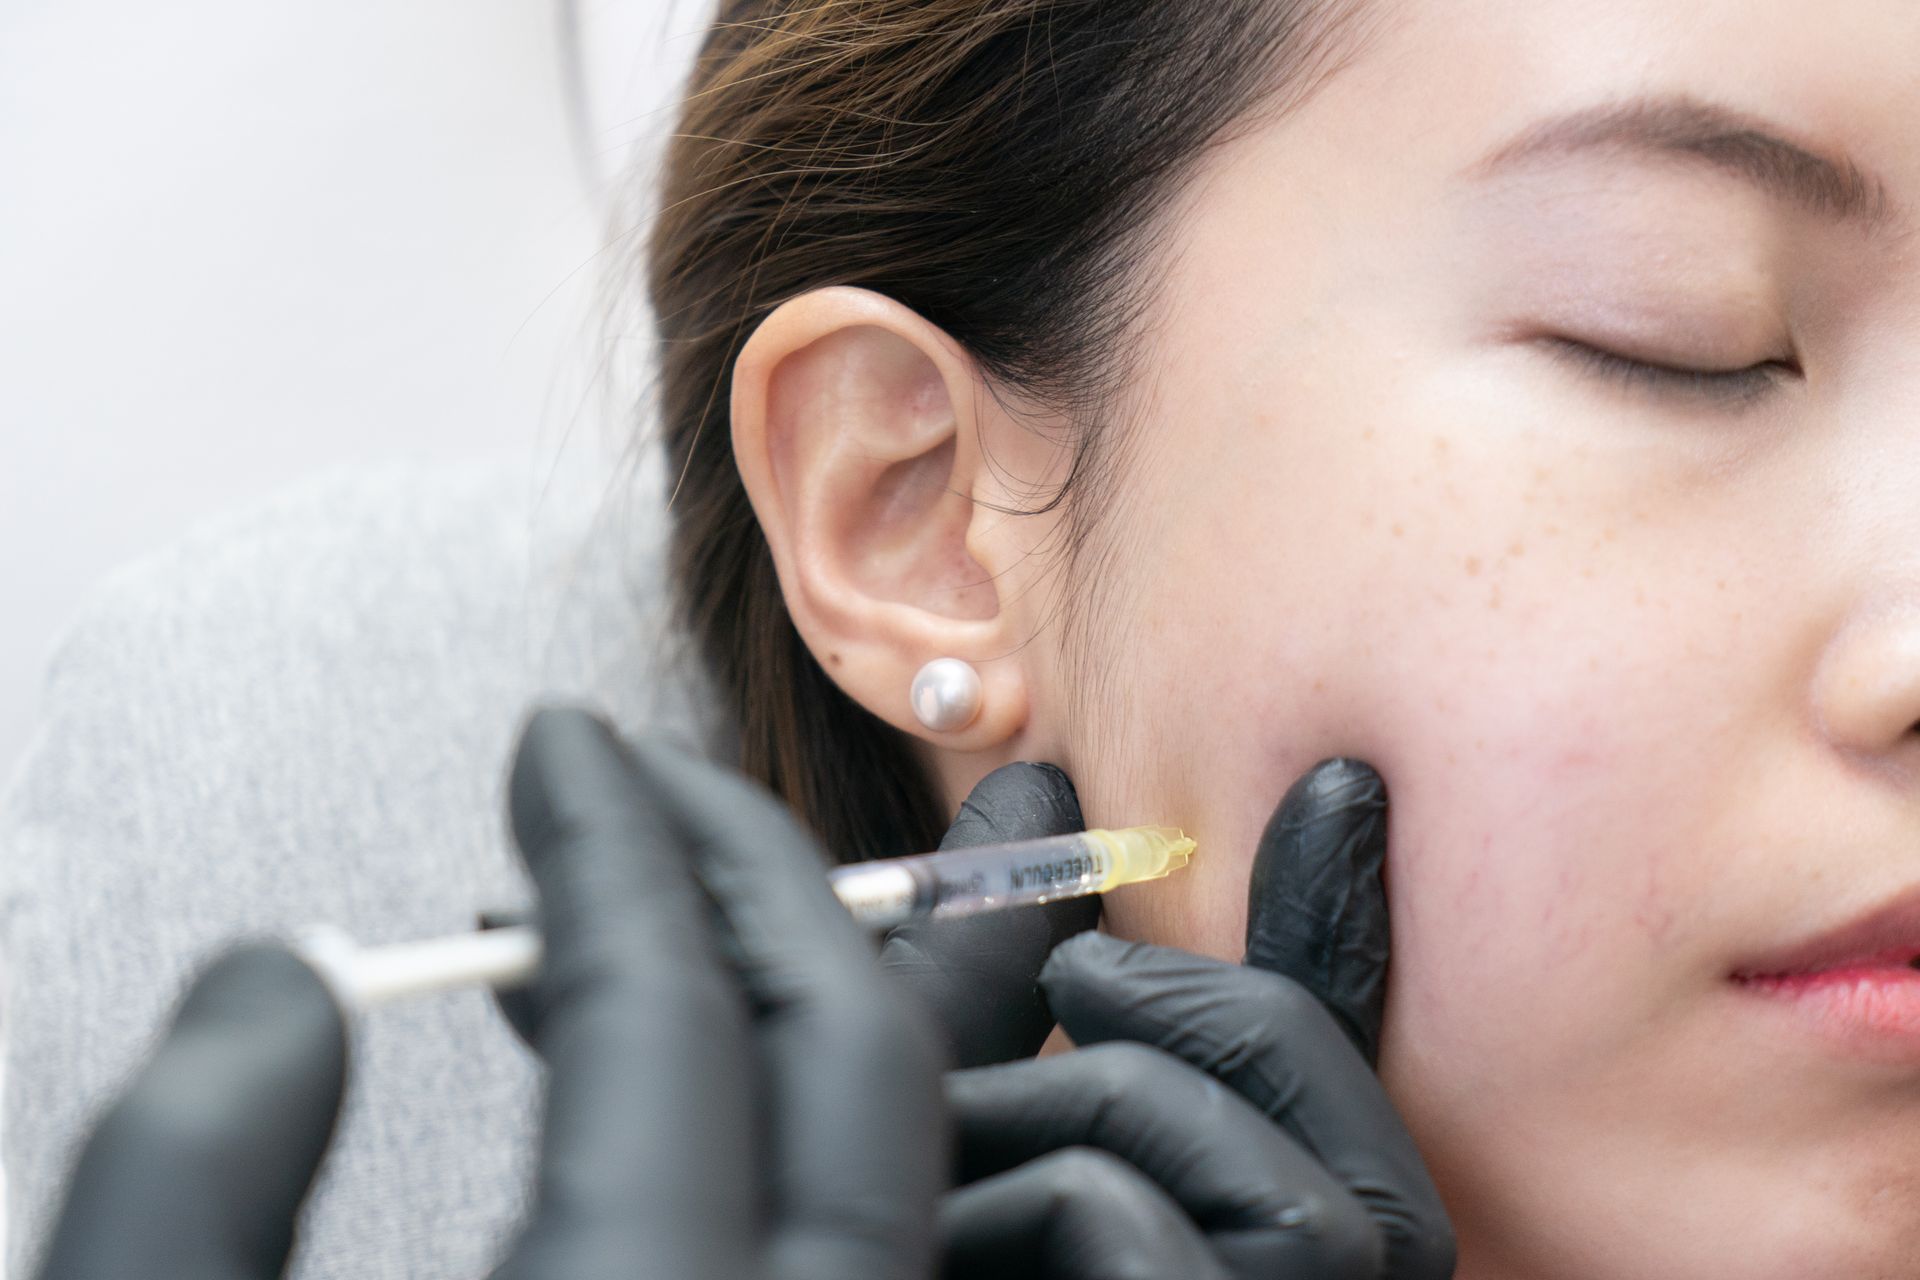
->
[729, 286, 1046, 753]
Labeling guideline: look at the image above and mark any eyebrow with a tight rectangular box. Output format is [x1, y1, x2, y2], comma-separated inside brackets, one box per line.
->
[1464, 94, 1903, 236]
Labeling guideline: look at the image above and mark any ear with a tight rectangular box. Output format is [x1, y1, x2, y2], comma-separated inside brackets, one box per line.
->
[730, 286, 1065, 753]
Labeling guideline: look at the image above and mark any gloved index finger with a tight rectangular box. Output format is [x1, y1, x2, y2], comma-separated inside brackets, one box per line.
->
[495, 706, 756, 1279]
[618, 736, 946, 1280]
[1240, 761, 1454, 1275]
[1243, 756, 1391, 1065]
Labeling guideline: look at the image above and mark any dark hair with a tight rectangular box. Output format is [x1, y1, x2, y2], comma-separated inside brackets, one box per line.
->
[646, 0, 1372, 859]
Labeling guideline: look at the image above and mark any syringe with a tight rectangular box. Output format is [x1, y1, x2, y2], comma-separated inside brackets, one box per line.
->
[296, 826, 1194, 1011]
[825, 826, 1193, 929]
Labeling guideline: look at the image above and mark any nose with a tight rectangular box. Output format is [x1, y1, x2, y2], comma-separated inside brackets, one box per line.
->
[1812, 601, 1920, 771]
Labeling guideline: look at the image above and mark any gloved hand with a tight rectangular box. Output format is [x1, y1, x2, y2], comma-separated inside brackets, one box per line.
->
[893, 759, 1456, 1279]
[494, 707, 946, 1280]
[34, 705, 949, 1280]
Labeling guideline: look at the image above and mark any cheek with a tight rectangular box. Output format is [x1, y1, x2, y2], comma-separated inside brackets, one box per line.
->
[1088, 401, 1770, 1069]
[1374, 678, 1691, 1059]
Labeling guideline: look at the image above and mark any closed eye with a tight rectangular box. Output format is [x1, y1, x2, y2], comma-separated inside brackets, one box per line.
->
[1542, 337, 1800, 410]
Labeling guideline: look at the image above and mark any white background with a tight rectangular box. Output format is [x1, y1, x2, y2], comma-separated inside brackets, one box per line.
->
[0, 0, 711, 783]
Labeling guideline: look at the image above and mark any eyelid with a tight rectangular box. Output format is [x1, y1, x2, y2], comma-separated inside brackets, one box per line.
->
[1540, 336, 1800, 409]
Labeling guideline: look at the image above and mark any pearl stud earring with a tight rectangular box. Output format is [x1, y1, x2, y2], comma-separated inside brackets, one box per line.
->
[909, 657, 982, 733]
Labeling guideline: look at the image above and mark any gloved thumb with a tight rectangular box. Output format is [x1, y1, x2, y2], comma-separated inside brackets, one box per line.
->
[878, 761, 1099, 1067]
[35, 945, 348, 1280]
[1243, 757, 1392, 1066]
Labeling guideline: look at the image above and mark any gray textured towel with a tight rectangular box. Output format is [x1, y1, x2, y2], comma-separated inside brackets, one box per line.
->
[0, 453, 726, 1278]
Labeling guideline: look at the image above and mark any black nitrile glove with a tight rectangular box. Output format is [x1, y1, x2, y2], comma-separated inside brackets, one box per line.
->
[492, 707, 946, 1280]
[940, 759, 1457, 1279]
[34, 946, 348, 1280]
[36, 706, 950, 1280]
[878, 761, 1100, 1067]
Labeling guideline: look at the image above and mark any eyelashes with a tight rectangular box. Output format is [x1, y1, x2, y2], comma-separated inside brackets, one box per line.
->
[1541, 336, 1800, 410]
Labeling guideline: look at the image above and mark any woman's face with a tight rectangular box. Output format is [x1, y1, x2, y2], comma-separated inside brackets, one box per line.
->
[1020, 2, 1920, 1275]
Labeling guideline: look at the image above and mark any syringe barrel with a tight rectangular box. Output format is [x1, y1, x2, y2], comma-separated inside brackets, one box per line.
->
[826, 827, 1190, 929]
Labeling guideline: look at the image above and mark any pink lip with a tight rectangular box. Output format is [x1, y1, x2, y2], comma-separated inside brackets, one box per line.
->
[1734, 954, 1920, 1042]
[1733, 886, 1920, 1057]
